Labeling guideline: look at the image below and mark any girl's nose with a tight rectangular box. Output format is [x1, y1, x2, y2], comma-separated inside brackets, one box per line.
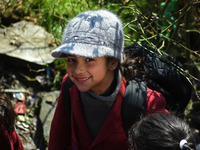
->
[74, 62, 85, 75]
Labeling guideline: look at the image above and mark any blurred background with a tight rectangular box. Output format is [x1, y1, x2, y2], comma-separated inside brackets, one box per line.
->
[0, 0, 200, 149]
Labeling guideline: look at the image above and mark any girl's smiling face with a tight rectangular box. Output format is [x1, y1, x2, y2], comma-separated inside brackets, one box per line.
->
[66, 55, 118, 95]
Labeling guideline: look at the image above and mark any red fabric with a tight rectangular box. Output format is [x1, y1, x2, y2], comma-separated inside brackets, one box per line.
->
[14, 102, 26, 114]
[69, 79, 128, 150]
[48, 74, 168, 150]
[146, 88, 169, 115]
[0, 124, 24, 150]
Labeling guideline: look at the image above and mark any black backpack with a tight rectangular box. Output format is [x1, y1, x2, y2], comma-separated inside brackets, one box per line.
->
[61, 43, 192, 132]
[124, 43, 192, 114]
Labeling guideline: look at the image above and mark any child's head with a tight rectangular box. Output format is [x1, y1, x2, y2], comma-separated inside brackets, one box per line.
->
[128, 113, 196, 150]
[51, 9, 124, 94]
[0, 94, 16, 130]
[51, 9, 124, 62]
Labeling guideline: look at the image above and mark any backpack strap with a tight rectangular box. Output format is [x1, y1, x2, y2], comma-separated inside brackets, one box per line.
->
[62, 77, 74, 115]
[121, 80, 147, 133]
[60, 77, 74, 146]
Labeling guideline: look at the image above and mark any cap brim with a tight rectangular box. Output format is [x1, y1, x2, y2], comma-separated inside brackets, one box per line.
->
[51, 43, 115, 58]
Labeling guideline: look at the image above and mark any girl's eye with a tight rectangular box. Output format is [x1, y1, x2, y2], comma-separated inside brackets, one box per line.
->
[86, 58, 94, 62]
[67, 58, 75, 62]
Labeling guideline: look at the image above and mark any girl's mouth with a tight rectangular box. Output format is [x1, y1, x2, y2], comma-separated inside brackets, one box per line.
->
[76, 77, 90, 84]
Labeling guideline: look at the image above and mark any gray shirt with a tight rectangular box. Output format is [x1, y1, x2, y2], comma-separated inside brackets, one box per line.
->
[80, 71, 121, 139]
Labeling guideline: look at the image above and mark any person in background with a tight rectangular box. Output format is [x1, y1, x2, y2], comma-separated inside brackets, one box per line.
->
[49, 9, 168, 150]
[128, 113, 197, 150]
[0, 94, 24, 150]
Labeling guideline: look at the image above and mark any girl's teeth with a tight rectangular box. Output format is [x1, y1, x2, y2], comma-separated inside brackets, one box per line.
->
[78, 77, 89, 81]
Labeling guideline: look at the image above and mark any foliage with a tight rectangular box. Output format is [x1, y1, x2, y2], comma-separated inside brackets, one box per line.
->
[1, 0, 200, 103]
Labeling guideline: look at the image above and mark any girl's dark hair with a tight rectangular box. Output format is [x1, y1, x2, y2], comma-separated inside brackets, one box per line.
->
[128, 113, 196, 150]
[0, 94, 17, 130]
[120, 45, 149, 82]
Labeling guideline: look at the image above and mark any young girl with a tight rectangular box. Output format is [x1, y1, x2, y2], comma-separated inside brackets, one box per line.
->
[48, 9, 168, 150]
[128, 113, 197, 150]
[0, 94, 24, 150]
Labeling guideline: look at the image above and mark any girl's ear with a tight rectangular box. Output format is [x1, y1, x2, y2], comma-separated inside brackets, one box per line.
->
[108, 58, 119, 71]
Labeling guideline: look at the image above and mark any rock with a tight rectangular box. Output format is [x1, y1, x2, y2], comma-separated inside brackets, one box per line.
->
[0, 20, 55, 66]
[38, 91, 60, 142]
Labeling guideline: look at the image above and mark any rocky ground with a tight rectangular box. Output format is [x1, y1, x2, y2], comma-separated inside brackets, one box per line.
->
[0, 20, 60, 150]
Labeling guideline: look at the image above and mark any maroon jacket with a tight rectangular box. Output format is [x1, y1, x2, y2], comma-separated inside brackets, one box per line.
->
[0, 124, 24, 150]
[48, 74, 168, 150]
